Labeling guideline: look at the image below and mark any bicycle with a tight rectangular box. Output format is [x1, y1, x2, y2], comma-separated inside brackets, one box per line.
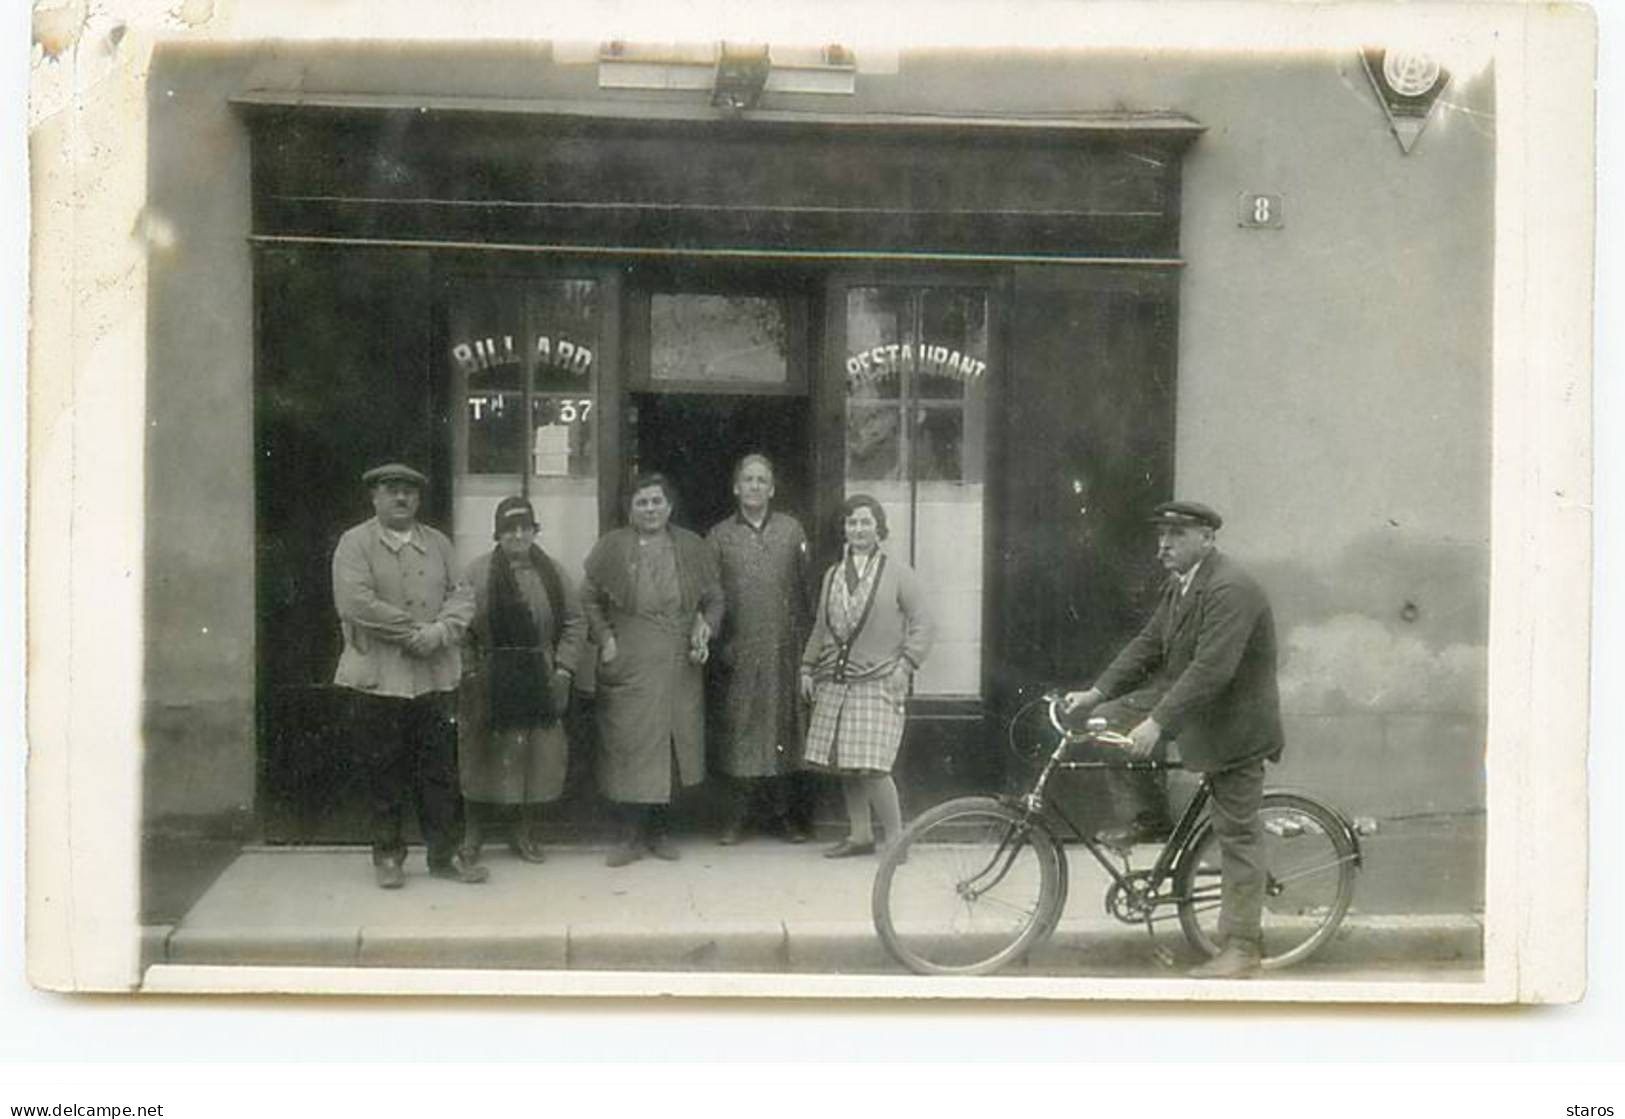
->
[871, 691, 1362, 976]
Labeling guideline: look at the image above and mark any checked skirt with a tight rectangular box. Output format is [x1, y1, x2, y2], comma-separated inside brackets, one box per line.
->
[801, 675, 906, 775]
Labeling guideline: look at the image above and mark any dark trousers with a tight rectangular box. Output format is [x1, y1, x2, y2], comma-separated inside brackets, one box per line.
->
[1207, 758, 1267, 949]
[1095, 694, 1268, 947]
[727, 771, 816, 831]
[352, 690, 463, 869]
[1094, 694, 1175, 835]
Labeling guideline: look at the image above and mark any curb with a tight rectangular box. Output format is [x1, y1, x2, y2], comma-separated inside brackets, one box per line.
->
[360, 924, 569, 970]
[566, 920, 786, 972]
[147, 914, 1482, 975]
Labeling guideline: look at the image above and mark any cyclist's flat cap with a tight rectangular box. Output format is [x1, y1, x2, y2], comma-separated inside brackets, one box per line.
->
[1148, 500, 1222, 530]
[362, 462, 428, 489]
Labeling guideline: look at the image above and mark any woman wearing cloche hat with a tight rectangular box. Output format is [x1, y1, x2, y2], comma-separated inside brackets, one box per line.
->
[455, 496, 587, 865]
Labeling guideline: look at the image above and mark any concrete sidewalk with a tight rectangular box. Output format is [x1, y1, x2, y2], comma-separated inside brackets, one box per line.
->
[142, 822, 1484, 980]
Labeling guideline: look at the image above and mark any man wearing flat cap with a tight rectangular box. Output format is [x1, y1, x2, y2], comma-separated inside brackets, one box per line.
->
[332, 462, 483, 888]
[1065, 500, 1283, 978]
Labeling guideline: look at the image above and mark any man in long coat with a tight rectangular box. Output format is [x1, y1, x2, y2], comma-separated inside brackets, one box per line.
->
[1065, 500, 1283, 978]
[707, 454, 814, 844]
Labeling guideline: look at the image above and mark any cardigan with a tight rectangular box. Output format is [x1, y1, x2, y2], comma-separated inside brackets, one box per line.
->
[801, 549, 933, 683]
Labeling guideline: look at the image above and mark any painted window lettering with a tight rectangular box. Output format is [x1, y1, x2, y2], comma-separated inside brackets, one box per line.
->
[844, 342, 988, 388]
[470, 396, 593, 424]
[452, 334, 595, 377]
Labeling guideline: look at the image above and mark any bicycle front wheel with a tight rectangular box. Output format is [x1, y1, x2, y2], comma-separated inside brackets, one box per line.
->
[872, 796, 1062, 976]
[1173, 791, 1359, 970]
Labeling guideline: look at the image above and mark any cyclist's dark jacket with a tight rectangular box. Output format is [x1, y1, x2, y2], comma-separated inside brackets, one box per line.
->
[1090, 550, 1283, 772]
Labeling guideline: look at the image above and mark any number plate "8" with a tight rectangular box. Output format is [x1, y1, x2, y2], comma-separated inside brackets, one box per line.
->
[1238, 192, 1285, 229]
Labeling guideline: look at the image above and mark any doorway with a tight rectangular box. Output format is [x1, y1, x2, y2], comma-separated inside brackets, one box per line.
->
[629, 393, 812, 535]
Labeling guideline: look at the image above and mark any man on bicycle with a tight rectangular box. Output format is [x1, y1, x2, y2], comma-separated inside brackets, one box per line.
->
[1064, 500, 1283, 979]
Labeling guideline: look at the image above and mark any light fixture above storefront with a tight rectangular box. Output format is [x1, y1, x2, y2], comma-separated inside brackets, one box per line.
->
[711, 42, 771, 112]
[598, 41, 857, 99]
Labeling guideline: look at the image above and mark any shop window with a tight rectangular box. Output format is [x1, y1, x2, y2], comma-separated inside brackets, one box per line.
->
[651, 294, 789, 385]
[445, 278, 601, 575]
[843, 285, 988, 697]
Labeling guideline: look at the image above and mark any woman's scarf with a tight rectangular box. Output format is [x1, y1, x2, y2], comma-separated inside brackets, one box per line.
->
[828, 547, 884, 643]
[487, 543, 558, 730]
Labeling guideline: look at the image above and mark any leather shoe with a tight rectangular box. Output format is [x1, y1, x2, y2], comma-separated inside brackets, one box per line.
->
[1094, 825, 1172, 851]
[429, 852, 490, 884]
[510, 836, 547, 864]
[605, 842, 643, 868]
[1188, 942, 1262, 979]
[374, 859, 405, 890]
[823, 838, 877, 859]
[646, 836, 681, 861]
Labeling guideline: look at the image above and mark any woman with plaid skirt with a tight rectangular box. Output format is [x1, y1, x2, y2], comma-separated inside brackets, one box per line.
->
[798, 494, 932, 858]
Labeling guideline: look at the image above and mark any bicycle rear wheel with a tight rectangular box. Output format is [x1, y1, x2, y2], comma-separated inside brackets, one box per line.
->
[872, 797, 1062, 976]
[1173, 791, 1358, 970]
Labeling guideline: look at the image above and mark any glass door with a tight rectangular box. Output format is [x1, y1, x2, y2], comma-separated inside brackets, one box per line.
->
[442, 274, 606, 577]
[830, 279, 993, 698]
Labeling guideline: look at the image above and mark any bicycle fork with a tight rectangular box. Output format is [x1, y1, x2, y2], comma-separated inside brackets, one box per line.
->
[959, 818, 1038, 902]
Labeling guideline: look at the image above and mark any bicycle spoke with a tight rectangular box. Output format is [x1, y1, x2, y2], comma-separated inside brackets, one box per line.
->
[967, 891, 1043, 920]
[1268, 855, 1356, 888]
[874, 799, 1058, 975]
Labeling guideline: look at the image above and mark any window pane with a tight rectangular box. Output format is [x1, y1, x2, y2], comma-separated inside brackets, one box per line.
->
[523, 282, 602, 582]
[447, 278, 601, 479]
[914, 407, 963, 481]
[447, 278, 601, 578]
[466, 391, 526, 475]
[843, 287, 907, 400]
[532, 280, 601, 396]
[918, 289, 989, 401]
[846, 403, 902, 480]
[651, 294, 789, 384]
[530, 394, 596, 478]
[448, 287, 524, 394]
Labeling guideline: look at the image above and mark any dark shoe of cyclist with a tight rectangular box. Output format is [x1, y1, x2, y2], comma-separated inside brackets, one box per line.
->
[1189, 942, 1261, 979]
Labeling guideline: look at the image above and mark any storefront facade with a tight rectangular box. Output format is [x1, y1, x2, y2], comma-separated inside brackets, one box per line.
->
[140, 43, 1493, 854]
[238, 96, 1192, 838]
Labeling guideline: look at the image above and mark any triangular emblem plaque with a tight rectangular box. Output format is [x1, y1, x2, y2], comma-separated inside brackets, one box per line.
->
[1361, 48, 1450, 154]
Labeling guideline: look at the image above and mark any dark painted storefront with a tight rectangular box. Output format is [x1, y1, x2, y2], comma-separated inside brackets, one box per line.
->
[240, 94, 1197, 841]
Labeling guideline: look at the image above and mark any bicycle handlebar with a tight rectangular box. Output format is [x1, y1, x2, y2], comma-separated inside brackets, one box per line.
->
[1035, 691, 1185, 771]
[1042, 692, 1132, 747]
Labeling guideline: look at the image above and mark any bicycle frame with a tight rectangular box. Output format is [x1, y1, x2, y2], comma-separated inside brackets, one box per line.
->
[1010, 695, 1362, 940]
[869, 694, 1365, 975]
[1021, 738, 1211, 915]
